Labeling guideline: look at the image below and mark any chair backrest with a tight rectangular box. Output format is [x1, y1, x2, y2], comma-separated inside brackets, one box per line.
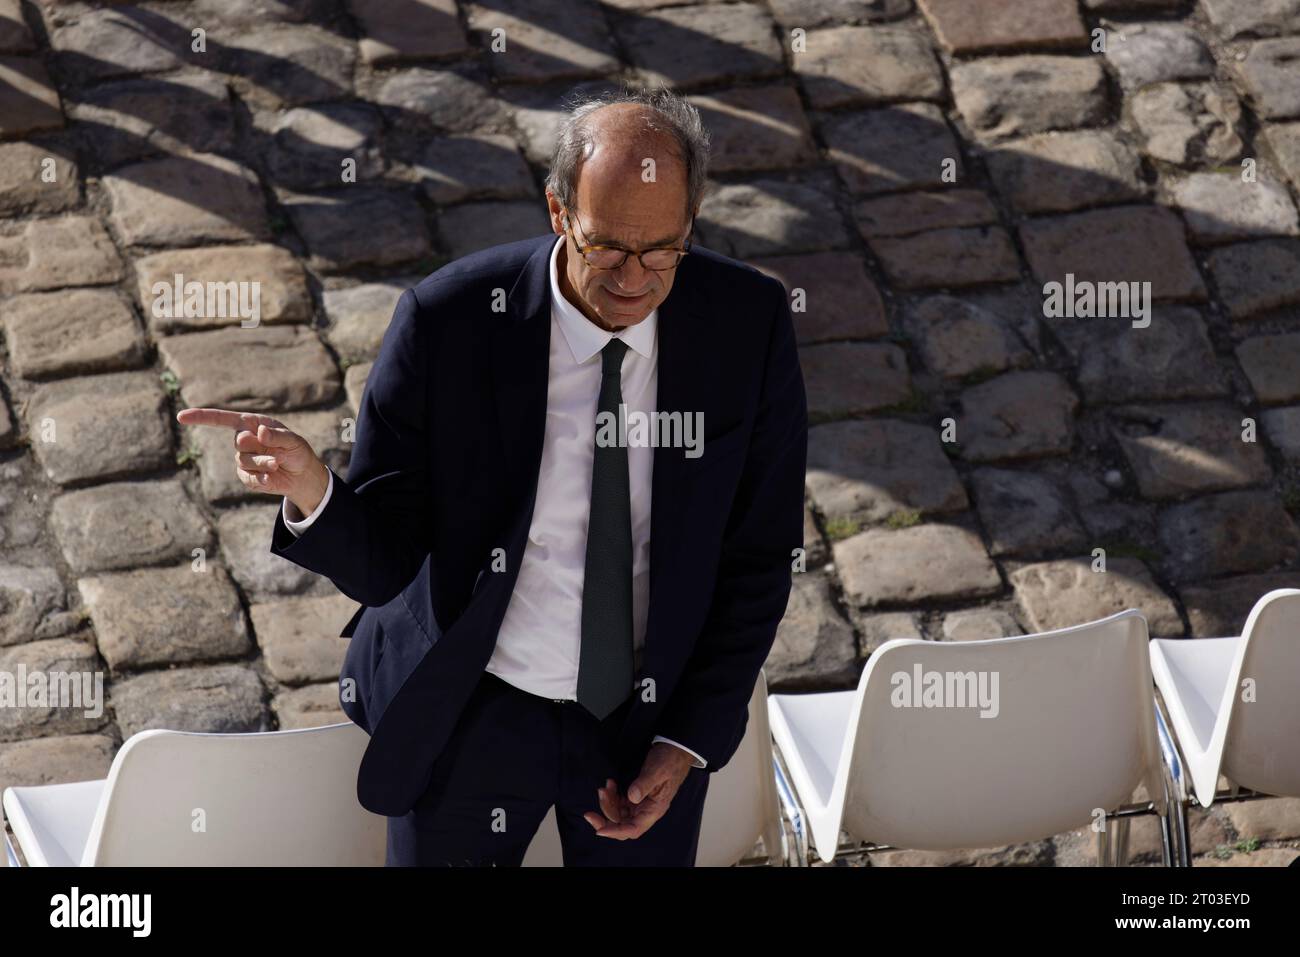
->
[522, 672, 781, 866]
[837, 609, 1163, 850]
[1222, 589, 1300, 799]
[697, 670, 782, 865]
[82, 723, 386, 865]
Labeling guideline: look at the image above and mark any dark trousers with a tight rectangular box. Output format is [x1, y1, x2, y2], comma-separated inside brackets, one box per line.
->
[386, 671, 710, 866]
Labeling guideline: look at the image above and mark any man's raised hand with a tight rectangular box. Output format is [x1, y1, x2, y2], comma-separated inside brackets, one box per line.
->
[175, 408, 331, 518]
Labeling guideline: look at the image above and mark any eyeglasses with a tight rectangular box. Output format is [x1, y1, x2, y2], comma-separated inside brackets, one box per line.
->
[563, 209, 692, 271]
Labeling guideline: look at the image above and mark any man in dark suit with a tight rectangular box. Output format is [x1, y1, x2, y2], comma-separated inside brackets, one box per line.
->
[178, 88, 807, 866]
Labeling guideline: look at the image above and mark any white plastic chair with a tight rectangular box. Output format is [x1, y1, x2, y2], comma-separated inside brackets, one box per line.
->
[768, 609, 1172, 864]
[3, 723, 386, 866]
[523, 672, 787, 866]
[1150, 589, 1300, 809]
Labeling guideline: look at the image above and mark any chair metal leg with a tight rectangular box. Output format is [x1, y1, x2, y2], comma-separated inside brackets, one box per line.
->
[771, 744, 809, 866]
[3, 830, 19, 868]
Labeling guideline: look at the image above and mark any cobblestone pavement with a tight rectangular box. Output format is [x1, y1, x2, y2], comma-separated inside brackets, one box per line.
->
[2, 0, 1299, 866]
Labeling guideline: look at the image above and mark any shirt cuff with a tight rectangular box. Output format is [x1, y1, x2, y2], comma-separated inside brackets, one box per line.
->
[652, 735, 707, 769]
[282, 469, 334, 538]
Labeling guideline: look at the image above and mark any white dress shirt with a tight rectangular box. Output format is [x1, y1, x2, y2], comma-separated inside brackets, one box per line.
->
[283, 235, 706, 768]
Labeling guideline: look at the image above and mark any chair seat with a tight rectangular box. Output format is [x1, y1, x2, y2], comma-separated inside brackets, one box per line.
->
[768, 691, 856, 859]
[3, 779, 105, 867]
[1150, 636, 1240, 807]
[768, 691, 854, 810]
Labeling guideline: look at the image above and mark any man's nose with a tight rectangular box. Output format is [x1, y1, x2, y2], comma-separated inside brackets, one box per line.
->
[613, 256, 652, 290]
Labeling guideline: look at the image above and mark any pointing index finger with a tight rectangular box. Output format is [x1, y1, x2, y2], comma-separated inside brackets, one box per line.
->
[176, 408, 264, 431]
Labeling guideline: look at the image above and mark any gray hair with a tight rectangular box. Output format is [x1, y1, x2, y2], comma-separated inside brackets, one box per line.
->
[544, 86, 711, 226]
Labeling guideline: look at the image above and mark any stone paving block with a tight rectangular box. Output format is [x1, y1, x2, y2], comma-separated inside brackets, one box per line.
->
[970, 467, 1087, 558]
[851, 609, 923, 657]
[1237, 333, 1300, 405]
[322, 279, 408, 359]
[1179, 571, 1300, 637]
[219, 24, 356, 108]
[950, 56, 1108, 141]
[283, 188, 432, 270]
[1105, 22, 1215, 92]
[104, 154, 270, 247]
[767, 0, 914, 28]
[0, 564, 64, 648]
[1201, 0, 1300, 40]
[1265, 122, 1300, 190]
[942, 608, 1022, 641]
[868, 226, 1021, 290]
[0, 734, 115, 789]
[26, 371, 173, 485]
[794, 26, 943, 110]
[1223, 798, 1300, 842]
[803, 507, 828, 568]
[985, 130, 1144, 215]
[1262, 407, 1300, 461]
[250, 593, 353, 684]
[820, 103, 962, 196]
[218, 503, 336, 600]
[615, 1, 783, 89]
[689, 85, 817, 173]
[1237, 38, 1300, 121]
[374, 67, 508, 135]
[0, 141, 78, 217]
[190, 0, 338, 27]
[436, 199, 551, 260]
[1130, 82, 1244, 167]
[1159, 490, 1299, 581]
[78, 564, 253, 671]
[416, 132, 537, 204]
[51, 479, 211, 575]
[3, 289, 147, 380]
[134, 244, 312, 335]
[256, 103, 384, 191]
[0, 637, 105, 741]
[1049, 306, 1225, 404]
[1110, 403, 1274, 499]
[273, 682, 347, 729]
[956, 371, 1078, 461]
[344, 361, 372, 413]
[766, 572, 858, 690]
[835, 524, 1002, 608]
[918, 0, 1087, 54]
[907, 295, 1032, 380]
[67, 72, 235, 169]
[750, 252, 889, 343]
[806, 418, 968, 525]
[854, 189, 998, 238]
[0, 215, 124, 294]
[799, 342, 912, 420]
[0, 0, 32, 53]
[348, 0, 468, 64]
[695, 175, 850, 257]
[1020, 206, 1207, 302]
[110, 663, 268, 738]
[1010, 557, 1184, 636]
[467, 0, 619, 83]
[1206, 239, 1300, 319]
[1167, 173, 1300, 245]
[0, 58, 61, 135]
[158, 325, 341, 412]
[47, 5, 190, 82]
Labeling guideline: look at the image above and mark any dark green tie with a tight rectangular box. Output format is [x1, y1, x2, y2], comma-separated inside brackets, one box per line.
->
[578, 337, 634, 721]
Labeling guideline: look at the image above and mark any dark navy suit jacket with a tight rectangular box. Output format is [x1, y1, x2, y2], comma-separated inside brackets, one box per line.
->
[270, 232, 808, 818]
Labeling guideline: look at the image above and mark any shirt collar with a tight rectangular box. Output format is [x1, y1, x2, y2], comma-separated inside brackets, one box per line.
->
[549, 234, 657, 364]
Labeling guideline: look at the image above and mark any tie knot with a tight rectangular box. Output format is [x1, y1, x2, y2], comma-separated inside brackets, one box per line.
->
[601, 337, 628, 375]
